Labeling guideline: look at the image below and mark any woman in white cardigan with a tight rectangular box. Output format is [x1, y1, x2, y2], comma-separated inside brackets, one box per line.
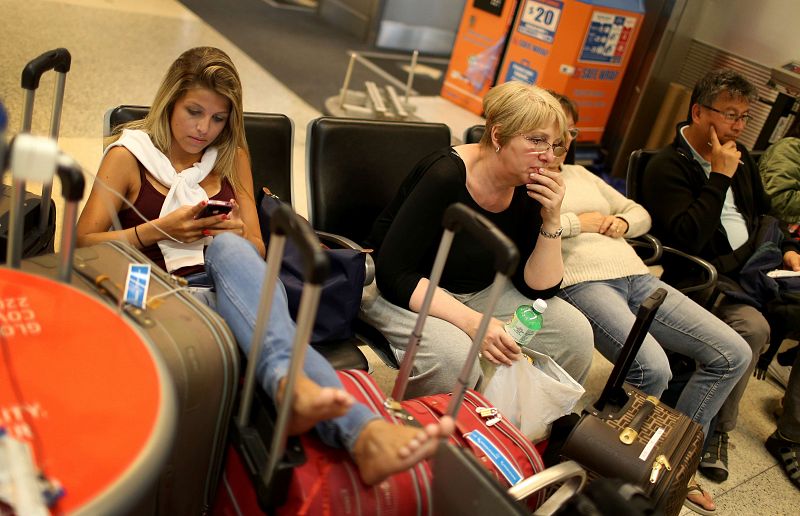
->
[550, 93, 751, 515]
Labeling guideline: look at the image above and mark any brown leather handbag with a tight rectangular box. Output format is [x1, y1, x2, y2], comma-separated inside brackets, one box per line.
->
[561, 289, 704, 516]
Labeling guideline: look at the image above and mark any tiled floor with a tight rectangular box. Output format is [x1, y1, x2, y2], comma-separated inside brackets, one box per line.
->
[2, 1, 797, 514]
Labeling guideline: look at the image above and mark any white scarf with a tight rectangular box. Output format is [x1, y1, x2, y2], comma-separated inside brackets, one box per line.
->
[107, 129, 218, 272]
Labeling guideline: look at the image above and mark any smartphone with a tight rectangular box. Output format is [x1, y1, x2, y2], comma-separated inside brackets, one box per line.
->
[197, 200, 233, 219]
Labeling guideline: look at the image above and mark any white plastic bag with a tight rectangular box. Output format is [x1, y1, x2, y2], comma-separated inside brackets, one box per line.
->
[483, 350, 585, 442]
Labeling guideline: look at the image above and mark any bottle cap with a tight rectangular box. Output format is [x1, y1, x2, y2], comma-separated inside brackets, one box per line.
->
[532, 298, 548, 314]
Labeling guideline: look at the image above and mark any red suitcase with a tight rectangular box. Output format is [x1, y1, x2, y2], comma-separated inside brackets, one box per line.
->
[216, 367, 435, 516]
[213, 203, 546, 515]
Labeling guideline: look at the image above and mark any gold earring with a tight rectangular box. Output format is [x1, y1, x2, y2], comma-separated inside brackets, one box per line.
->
[495, 146, 500, 153]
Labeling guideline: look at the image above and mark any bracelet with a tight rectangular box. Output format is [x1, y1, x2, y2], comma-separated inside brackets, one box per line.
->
[539, 224, 563, 239]
[134, 225, 146, 247]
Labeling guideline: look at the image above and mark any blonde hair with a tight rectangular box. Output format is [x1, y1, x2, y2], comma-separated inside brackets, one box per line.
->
[480, 81, 567, 149]
[108, 46, 248, 190]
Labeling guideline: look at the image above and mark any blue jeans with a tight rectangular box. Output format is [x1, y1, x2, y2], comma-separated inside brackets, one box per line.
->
[559, 275, 751, 437]
[204, 233, 377, 450]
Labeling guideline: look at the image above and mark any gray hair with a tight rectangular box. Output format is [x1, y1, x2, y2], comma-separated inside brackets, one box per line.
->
[688, 69, 757, 121]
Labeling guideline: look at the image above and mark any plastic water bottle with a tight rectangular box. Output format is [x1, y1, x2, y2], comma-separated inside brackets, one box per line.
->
[504, 298, 547, 347]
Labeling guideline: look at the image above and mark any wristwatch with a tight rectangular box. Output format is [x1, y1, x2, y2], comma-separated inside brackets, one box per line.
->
[539, 225, 563, 239]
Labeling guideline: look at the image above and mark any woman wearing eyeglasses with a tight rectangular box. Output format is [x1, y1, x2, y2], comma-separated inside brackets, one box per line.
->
[549, 91, 751, 515]
[360, 81, 594, 399]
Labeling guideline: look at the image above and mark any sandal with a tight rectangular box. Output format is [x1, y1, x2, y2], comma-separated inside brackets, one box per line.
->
[766, 431, 800, 490]
[683, 477, 716, 516]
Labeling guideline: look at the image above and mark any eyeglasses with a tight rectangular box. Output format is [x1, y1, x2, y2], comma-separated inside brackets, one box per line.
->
[701, 105, 752, 124]
[568, 128, 580, 139]
[520, 135, 567, 156]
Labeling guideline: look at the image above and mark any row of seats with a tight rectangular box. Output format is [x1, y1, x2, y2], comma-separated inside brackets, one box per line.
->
[106, 107, 451, 372]
[104, 107, 726, 378]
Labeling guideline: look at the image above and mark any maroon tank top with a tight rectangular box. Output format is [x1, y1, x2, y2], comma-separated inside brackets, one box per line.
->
[118, 162, 236, 275]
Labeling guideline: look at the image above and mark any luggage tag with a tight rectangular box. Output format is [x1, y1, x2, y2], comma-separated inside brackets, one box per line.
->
[465, 429, 523, 486]
[123, 264, 151, 309]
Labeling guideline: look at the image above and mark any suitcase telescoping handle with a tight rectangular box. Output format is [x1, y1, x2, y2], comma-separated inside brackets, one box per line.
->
[6, 134, 85, 281]
[596, 287, 667, 412]
[390, 203, 519, 416]
[234, 203, 329, 487]
[20, 48, 71, 133]
[53, 154, 85, 282]
[20, 48, 72, 235]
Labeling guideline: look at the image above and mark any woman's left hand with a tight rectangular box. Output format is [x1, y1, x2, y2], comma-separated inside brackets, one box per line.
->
[526, 168, 565, 226]
[198, 198, 248, 238]
[598, 216, 628, 238]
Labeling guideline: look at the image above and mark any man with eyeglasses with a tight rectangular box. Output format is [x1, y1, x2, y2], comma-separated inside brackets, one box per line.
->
[642, 69, 800, 492]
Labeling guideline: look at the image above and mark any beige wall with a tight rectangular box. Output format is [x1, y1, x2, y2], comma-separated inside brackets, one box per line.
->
[694, 0, 800, 68]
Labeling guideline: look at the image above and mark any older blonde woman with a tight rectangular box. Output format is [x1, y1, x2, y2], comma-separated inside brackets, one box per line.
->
[360, 81, 594, 398]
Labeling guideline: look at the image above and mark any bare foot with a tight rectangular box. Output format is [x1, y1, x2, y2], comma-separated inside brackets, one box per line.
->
[352, 416, 455, 485]
[276, 375, 354, 435]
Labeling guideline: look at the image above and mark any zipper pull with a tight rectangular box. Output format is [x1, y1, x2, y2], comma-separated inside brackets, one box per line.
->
[649, 454, 672, 484]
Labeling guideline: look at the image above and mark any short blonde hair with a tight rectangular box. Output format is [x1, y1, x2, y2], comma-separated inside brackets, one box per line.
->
[108, 47, 248, 191]
[480, 81, 567, 149]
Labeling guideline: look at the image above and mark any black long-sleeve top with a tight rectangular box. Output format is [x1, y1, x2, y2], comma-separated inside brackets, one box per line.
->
[364, 148, 561, 309]
[642, 123, 799, 279]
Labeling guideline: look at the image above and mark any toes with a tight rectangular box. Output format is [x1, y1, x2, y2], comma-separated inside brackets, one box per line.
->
[436, 416, 455, 437]
[318, 387, 353, 411]
[333, 389, 353, 406]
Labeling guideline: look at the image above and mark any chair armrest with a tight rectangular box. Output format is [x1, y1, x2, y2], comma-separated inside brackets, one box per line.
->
[315, 230, 375, 286]
[507, 460, 587, 514]
[626, 233, 663, 265]
[661, 245, 717, 296]
[628, 234, 718, 307]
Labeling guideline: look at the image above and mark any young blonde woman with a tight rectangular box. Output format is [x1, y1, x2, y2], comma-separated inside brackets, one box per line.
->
[76, 46, 452, 486]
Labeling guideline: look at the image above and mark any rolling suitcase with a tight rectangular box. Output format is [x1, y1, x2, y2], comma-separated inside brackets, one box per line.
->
[432, 440, 588, 515]
[0, 48, 69, 264]
[561, 288, 704, 516]
[6, 135, 240, 514]
[214, 202, 547, 515]
[2, 140, 177, 514]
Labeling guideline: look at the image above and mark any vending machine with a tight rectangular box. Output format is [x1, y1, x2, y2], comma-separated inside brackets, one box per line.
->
[442, 0, 645, 143]
[440, 0, 521, 116]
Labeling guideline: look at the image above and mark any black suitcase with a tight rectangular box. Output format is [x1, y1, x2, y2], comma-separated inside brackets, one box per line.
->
[0, 48, 68, 264]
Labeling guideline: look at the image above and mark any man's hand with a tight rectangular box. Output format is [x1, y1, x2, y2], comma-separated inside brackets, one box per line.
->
[784, 250, 800, 271]
[708, 126, 741, 178]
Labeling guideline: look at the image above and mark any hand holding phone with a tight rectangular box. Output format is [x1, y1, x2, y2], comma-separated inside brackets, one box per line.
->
[196, 200, 233, 219]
